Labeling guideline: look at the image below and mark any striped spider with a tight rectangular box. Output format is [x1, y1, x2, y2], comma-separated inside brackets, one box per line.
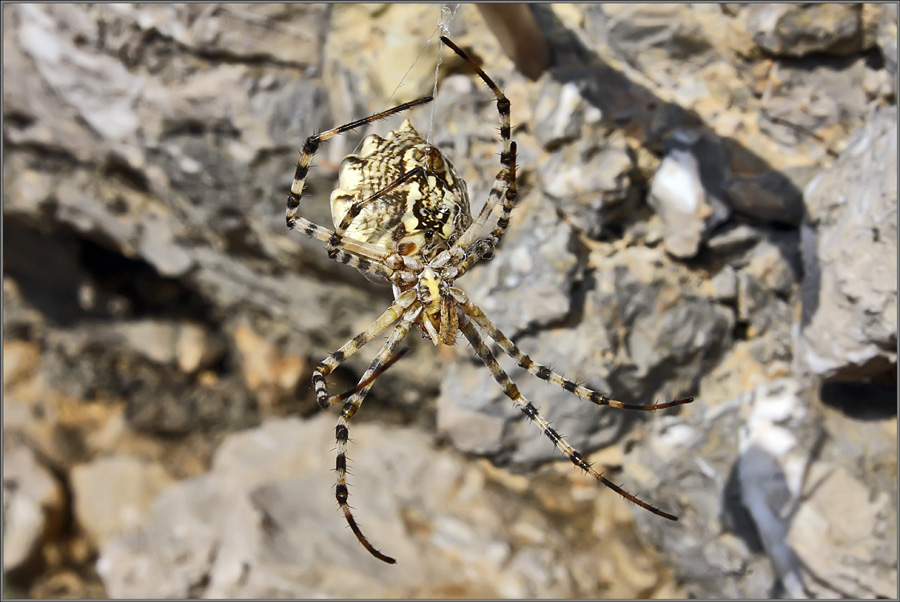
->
[286, 37, 691, 564]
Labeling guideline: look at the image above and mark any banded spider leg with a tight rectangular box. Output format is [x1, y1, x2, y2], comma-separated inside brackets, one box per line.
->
[450, 286, 693, 521]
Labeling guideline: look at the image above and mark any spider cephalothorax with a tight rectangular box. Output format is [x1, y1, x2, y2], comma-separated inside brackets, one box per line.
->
[285, 36, 692, 564]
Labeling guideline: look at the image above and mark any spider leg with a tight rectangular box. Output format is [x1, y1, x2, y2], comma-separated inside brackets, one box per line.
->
[457, 311, 680, 521]
[312, 288, 418, 409]
[450, 287, 693, 411]
[328, 347, 410, 404]
[440, 37, 515, 254]
[287, 97, 434, 266]
[480, 140, 519, 256]
[454, 141, 519, 276]
[334, 307, 418, 565]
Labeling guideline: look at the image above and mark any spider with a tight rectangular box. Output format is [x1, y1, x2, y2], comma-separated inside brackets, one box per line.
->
[285, 36, 692, 564]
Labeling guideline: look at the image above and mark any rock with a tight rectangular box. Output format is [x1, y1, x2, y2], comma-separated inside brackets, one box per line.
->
[629, 376, 897, 599]
[746, 4, 863, 58]
[874, 4, 898, 92]
[3, 339, 41, 391]
[458, 190, 579, 339]
[114, 320, 209, 369]
[3, 438, 67, 575]
[716, 228, 802, 366]
[586, 4, 717, 69]
[741, 234, 801, 297]
[440, 244, 735, 464]
[736, 271, 793, 360]
[539, 133, 639, 238]
[438, 326, 633, 465]
[706, 223, 764, 256]
[757, 55, 872, 156]
[738, 378, 897, 598]
[70, 455, 174, 549]
[4, 3, 897, 599]
[648, 129, 730, 258]
[37, 322, 256, 436]
[532, 74, 603, 149]
[788, 465, 896, 597]
[625, 392, 776, 598]
[737, 378, 818, 598]
[96, 415, 676, 597]
[797, 106, 898, 382]
[232, 322, 308, 409]
[707, 265, 738, 302]
[724, 167, 813, 226]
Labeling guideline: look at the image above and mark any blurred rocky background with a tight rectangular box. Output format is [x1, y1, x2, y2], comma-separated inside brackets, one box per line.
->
[3, 3, 896, 598]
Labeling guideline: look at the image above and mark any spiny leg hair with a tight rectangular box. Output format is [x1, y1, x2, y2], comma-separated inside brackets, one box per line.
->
[329, 347, 411, 405]
[441, 36, 514, 256]
[312, 289, 417, 409]
[456, 140, 518, 274]
[456, 311, 680, 521]
[334, 306, 419, 565]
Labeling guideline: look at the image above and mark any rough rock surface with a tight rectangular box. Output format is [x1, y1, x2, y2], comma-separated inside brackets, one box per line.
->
[3, 438, 66, 575]
[797, 106, 898, 382]
[97, 415, 682, 598]
[70, 455, 174, 549]
[3, 3, 896, 599]
[745, 4, 865, 58]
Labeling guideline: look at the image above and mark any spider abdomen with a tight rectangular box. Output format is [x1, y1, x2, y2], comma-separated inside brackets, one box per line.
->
[330, 119, 472, 262]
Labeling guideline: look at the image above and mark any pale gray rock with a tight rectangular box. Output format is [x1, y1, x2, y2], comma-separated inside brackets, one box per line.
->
[737, 378, 818, 598]
[625, 394, 776, 598]
[3, 439, 66, 575]
[438, 326, 633, 465]
[70, 455, 174, 549]
[709, 265, 738, 302]
[797, 106, 898, 381]
[532, 74, 603, 149]
[875, 4, 898, 92]
[648, 129, 730, 258]
[736, 271, 794, 363]
[97, 415, 658, 598]
[4, 4, 897, 599]
[586, 4, 717, 68]
[459, 190, 579, 339]
[440, 244, 734, 465]
[758, 56, 872, 156]
[741, 234, 802, 297]
[539, 134, 639, 238]
[788, 464, 896, 598]
[723, 229, 802, 365]
[628, 376, 897, 599]
[706, 223, 764, 256]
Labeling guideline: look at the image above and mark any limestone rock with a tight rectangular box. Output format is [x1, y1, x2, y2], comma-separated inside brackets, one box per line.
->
[539, 133, 639, 238]
[648, 129, 730, 258]
[97, 415, 674, 598]
[3, 3, 896, 599]
[458, 190, 579, 339]
[70, 455, 174, 549]
[3, 439, 67, 575]
[797, 106, 898, 382]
